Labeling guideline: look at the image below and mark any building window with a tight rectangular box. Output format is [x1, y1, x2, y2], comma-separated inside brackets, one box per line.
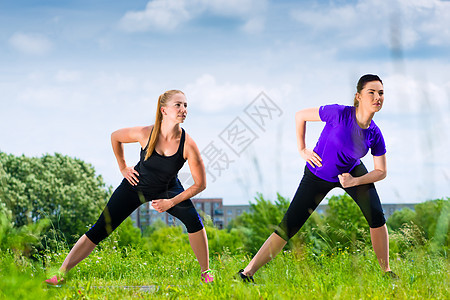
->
[196, 203, 202, 209]
[214, 203, 220, 209]
[237, 209, 241, 215]
[227, 217, 232, 222]
[227, 209, 232, 215]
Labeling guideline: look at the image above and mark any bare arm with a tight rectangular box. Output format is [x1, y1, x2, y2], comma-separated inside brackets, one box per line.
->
[338, 154, 387, 188]
[152, 133, 206, 212]
[295, 107, 323, 168]
[111, 126, 150, 185]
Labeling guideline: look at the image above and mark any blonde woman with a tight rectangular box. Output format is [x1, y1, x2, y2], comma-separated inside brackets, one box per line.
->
[45, 90, 213, 285]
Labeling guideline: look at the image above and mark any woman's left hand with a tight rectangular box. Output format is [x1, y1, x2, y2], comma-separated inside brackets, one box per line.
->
[338, 173, 357, 188]
[151, 199, 174, 213]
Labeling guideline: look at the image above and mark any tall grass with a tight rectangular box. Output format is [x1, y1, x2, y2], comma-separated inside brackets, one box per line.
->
[0, 229, 448, 299]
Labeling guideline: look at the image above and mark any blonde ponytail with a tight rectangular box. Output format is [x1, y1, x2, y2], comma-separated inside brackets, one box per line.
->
[145, 90, 184, 160]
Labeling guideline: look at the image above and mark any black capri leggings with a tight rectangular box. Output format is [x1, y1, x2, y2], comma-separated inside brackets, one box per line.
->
[275, 162, 386, 241]
[85, 178, 204, 245]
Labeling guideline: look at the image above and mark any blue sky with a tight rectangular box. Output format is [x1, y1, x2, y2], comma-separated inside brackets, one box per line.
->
[1, 0, 449, 205]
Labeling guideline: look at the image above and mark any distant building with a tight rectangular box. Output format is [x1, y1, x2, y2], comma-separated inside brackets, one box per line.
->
[223, 205, 251, 227]
[131, 199, 417, 231]
[192, 198, 224, 229]
[130, 202, 183, 230]
[131, 197, 225, 231]
[314, 203, 417, 219]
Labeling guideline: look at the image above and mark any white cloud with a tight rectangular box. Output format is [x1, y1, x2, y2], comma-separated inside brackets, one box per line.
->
[384, 73, 450, 115]
[201, 0, 266, 17]
[9, 32, 52, 55]
[119, 0, 267, 32]
[184, 74, 264, 112]
[290, 0, 450, 50]
[119, 0, 192, 32]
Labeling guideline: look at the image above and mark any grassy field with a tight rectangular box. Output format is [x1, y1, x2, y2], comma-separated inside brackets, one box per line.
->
[0, 241, 448, 300]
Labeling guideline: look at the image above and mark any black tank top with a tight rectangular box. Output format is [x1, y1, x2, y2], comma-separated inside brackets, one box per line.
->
[133, 128, 187, 194]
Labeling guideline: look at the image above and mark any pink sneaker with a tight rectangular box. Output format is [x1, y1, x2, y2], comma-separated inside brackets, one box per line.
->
[44, 275, 65, 287]
[201, 269, 214, 283]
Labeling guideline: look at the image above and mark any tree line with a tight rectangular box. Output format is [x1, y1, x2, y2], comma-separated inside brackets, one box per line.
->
[0, 152, 448, 257]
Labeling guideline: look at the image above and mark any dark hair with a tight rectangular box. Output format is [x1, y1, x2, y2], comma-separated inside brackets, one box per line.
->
[354, 74, 383, 107]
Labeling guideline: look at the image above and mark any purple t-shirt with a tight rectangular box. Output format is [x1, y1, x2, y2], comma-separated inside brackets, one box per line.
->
[307, 104, 386, 182]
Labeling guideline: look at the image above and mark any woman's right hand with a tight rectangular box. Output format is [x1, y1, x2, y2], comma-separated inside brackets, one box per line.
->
[121, 166, 140, 186]
[300, 148, 322, 168]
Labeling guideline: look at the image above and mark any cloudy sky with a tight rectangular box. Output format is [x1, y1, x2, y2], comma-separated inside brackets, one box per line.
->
[1, 0, 449, 205]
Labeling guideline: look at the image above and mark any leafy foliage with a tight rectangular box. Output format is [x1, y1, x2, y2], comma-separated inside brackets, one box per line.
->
[231, 193, 291, 254]
[0, 203, 50, 257]
[231, 192, 374, 255]
[323, 194, 370, 249]
[114, 218, 143, 248]
[413, 198, 449, 246]
[0, 152, 111, 246]
[143, 226, 191, 254]
[387, 198, 449, 253]
[205, 226, 247, 255]
[387, 207, 416, 231]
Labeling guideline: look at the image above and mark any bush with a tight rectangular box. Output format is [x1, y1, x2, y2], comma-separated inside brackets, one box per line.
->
[387, 208, 416, 231]
[413, 198, 449, 248]
[0, 202, 50, 257]
[232, 193, 291, 254]
[143, 226, 190, 254]
[0, 152, 111, 248]
[389, 222, 427, 256]
[205, 226, 246, 254]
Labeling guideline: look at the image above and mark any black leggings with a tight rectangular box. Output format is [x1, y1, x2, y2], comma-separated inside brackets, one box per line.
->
[85, 178, 204, 245]
[275, 163, 386, 241]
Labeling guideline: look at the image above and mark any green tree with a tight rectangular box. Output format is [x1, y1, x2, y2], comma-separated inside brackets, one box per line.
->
[0, 202, 50, 256]
[205, 226, 246, 254]
[232, 193, 291, 254]
[143, 226, 190, 254]
[142, 219, 167, 237]
[387, 207, 416, 231]
[115, 218, 143, 248]
[413, 198, 449, 248]
[0, 152, 111, 246]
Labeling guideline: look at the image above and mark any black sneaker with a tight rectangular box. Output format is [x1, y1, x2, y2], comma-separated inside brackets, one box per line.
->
[237, 269, 254, 283]
[385, 270, 399, 280]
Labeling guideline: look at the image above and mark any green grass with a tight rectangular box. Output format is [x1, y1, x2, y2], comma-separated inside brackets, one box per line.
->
[0, 244, 448, 299]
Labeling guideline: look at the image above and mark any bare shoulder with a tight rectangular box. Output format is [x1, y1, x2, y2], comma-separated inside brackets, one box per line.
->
[141, 125, 153, 137]
[183, 131, 201, 159]
[129, 125, 152, 141]
[119, 125, 154, 146]
[184, 131, 198, 149]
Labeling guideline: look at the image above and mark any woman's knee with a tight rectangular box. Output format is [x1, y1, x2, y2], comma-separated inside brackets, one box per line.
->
[185, 216, 204, 233]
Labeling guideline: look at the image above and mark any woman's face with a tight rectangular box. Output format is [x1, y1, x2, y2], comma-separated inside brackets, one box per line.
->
[161, 93, 188, 123]
[356, 81, 384, 113]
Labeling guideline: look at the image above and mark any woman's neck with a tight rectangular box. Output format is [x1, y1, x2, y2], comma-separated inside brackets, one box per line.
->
[355, 107, 374, 129]
[159, 121, 181, 139]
